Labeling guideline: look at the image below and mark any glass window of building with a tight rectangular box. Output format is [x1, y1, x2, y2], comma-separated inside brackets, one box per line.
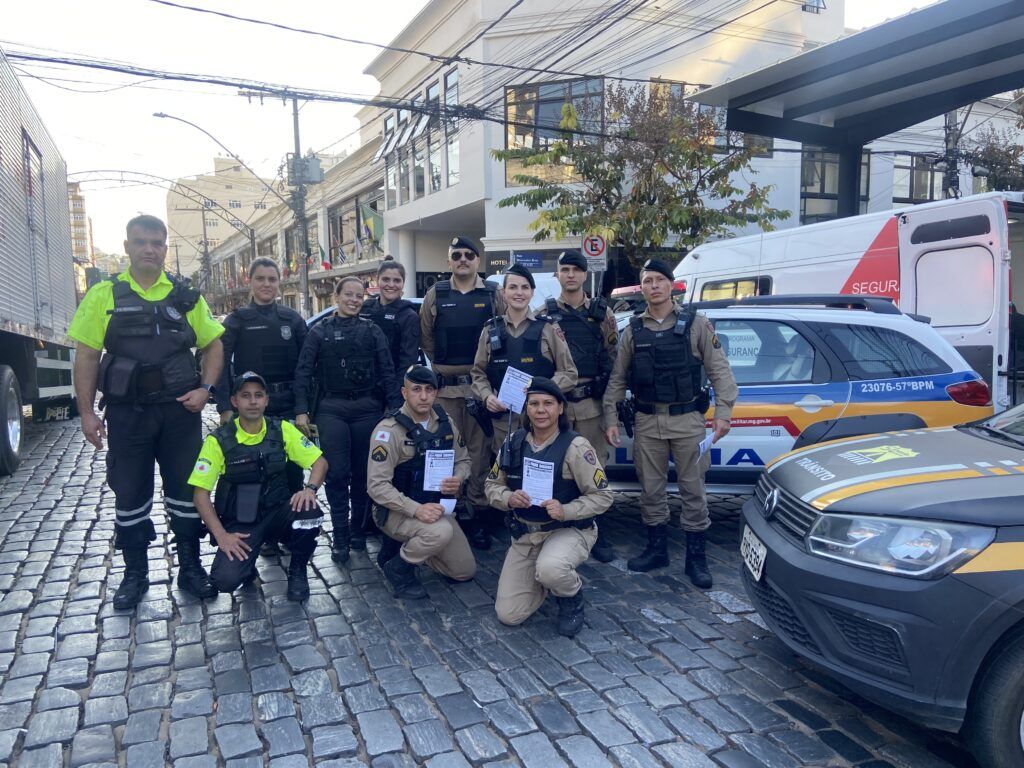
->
[398, 148, 411, 203]
[328, 200, 358, 264]
[357, 189, 385, 261]
[504, 77, 604, 185]
[385, 158, 398, 209]
[893, 153, 942, 207]
[800, 147, 870, 224]
[413, 140, 426, 198]
[445, 69, 460, 186]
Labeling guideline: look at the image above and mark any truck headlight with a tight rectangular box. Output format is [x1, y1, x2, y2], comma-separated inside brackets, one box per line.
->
[807, 514, 994, 578]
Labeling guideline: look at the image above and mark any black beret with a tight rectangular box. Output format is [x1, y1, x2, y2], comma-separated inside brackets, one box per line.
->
[557, 250, 588, 272]
[505, 263, 536, 289]
[525, 376, 565, 404]
[449, 236, 479, 256]
[403, 365, 438, 388]
[641, 258, 674, 282]
[232, 370, 267, 394]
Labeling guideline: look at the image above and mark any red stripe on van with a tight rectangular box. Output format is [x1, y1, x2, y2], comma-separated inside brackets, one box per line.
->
[840, 217, 900, 301]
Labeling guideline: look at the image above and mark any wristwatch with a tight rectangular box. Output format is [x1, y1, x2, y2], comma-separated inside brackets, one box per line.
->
[304, 483, 320, 492]
[201, 384, 216, 396]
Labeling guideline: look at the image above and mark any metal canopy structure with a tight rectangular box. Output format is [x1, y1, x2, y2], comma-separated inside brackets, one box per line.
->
[692, 0, 1024, 216]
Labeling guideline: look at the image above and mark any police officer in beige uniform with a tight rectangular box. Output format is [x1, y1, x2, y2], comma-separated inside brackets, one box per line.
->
[486, 377, 613, 636]
[420, 236, 506, 550]
[367, 365, 476, 599]
[538, 250, 618, 562]
[603, 259, 737, 588]
[471, 263, 578, 454]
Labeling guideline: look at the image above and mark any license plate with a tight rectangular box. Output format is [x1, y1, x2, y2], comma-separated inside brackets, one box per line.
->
[741, 525, 767, 582]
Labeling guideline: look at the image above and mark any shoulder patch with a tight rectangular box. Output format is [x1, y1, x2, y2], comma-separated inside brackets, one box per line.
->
[371, 445, 389, 463]
[583, 449, 598, 466]
[554, 326, 566, 341]
[193, 458, 212, 475]
[488, 461, 500, 480]
[374, 429, 390, 443]
[300, 436, 314, 449]
[593, 468, 609, 489]
[607, 331, 618, 345]
[711, 334, 721, 349]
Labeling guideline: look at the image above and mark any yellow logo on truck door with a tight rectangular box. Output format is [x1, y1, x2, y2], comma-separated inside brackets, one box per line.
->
[837, 445, 919, 465]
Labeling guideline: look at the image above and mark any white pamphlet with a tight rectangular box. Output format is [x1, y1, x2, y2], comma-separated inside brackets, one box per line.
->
[695, 432, 714, 464]
[440, 498, 457, 516]
[423, 450, 455, 492]
[522, 458, 555, 505]
[497, 366, 532, 412]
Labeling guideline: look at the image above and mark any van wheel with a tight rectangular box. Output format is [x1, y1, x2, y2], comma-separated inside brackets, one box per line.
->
[965, 634, 1024, 768]
[0, 366, 22, 476]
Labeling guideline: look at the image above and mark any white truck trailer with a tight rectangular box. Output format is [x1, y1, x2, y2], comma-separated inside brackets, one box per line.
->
[0, 49, 78, 474]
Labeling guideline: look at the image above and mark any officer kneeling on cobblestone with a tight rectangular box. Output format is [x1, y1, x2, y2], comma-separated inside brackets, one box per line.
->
[189, 372, 327, 602]
[603, 259, 737, 588]
[486, 377, 613, 636]
[367, 365, 476, 600]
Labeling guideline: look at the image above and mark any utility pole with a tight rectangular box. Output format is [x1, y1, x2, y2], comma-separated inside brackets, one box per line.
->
[200, 213, 211, 292]
[292, 97, 311, 319]
[173, 242, 181, 276]
[944, 109, 961, 199]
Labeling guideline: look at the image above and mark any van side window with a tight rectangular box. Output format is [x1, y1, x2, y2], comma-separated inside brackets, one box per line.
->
[700, 276, 771, 301]
[713, 319, 816, 385]
[811, 323, 951, 380]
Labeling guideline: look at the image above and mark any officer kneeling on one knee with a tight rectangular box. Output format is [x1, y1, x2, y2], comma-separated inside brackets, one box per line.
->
[367, 365, 476, 600]
[603, 259, 737, 588]
[486, 377, 613, 637]
[189, 372, 328, 602]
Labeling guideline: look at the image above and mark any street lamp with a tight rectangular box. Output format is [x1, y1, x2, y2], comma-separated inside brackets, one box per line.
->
[153, 111, 312, 317]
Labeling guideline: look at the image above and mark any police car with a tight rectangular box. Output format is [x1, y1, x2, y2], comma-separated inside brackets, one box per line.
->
[741, 404, 1024, 767]
[607, 295, 994, 490]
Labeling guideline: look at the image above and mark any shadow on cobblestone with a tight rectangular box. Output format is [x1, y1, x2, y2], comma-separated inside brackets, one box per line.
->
[0, 418, 979, 767]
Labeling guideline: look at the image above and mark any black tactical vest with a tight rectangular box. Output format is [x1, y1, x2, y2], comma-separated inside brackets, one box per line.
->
[506, 428, 581, 523]
[628, 310, 703, 404]
[212, 418, 289, 525]
[541, 297, 610, 380]
[360, 296, 417, 370]
[484, 318, 556, 391]
[229, 303, 302, 384]
[433, 280, 497, 365]
[317, 316, 378, 398]
[391, 405, 456, 505]
[99, 273, 201, 403]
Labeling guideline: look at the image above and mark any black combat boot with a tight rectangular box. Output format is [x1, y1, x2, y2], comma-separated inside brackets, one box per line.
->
[286, 555, 311, 602]
[382, 555, 428, 600]
[627, 524, 669, 572]
[260, 540, 281, 558]
[376, 536, 401, 570]
[175, 537, 217, 599]
[113, 547, 150, 610]
[684, 531, 713, 589]
[331, 513, 351, 564]
[556, 591, 585, 637]
[590, 526, 615, 563]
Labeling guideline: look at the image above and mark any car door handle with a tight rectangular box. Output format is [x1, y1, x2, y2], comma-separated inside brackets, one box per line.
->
[794, 397, 833, 408]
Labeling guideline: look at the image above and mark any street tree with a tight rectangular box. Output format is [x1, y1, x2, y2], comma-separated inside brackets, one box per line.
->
[968, 124, 1024, 192]
[493, 81, 789, 269]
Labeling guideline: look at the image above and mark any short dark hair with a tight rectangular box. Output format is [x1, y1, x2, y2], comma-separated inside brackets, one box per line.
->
[334, 276, 366, 295]
[249, 257, 280, 279]
[126, 214, 167, 239]
[378, 260, 406, 280]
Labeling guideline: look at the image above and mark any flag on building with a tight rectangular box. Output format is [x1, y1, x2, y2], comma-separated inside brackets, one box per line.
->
[319, 243, 331, 271]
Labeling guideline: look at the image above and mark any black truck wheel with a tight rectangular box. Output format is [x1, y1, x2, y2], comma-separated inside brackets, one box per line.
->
[0, 365, 23, 475]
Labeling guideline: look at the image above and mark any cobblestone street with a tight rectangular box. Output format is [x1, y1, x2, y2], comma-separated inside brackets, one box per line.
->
[0, 415, 978, 767]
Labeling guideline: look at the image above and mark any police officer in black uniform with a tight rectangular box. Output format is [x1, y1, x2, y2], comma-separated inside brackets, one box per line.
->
[360, 259, 421, 373]
[294, 276, 401, 564]
[216, 257, 307, 557]
[69, 214, 224, 610]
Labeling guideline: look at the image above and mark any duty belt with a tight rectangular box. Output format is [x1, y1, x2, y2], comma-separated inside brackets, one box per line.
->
[634, 400, 698, 416]
[507, 514, 595, 539]
[437, 373, 473, 389]
[566, 382, 598, 402]
[266, 381, 293, 393]
[323, 387, 376, 399]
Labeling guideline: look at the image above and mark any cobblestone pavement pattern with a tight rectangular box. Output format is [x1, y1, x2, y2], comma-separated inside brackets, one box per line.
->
[0, 414, 978, 767]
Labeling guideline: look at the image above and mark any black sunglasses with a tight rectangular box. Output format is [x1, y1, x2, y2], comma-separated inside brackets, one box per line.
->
[450, 250, 478, 261]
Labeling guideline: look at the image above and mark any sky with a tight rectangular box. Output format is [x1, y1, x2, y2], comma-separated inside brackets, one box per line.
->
[3, 0, 941, 255]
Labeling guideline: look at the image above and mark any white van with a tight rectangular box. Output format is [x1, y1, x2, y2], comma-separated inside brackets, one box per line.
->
[675, 192, 1024, 407]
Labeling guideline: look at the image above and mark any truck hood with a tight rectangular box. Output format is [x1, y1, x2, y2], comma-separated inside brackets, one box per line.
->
[766, 427, 1024, 526]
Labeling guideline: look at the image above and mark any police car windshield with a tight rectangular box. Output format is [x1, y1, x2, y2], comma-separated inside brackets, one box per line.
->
[980, 404, 1024, 440]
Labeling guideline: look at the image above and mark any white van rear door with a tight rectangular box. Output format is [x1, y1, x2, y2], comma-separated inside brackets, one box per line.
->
[897, 197, 1009, 405]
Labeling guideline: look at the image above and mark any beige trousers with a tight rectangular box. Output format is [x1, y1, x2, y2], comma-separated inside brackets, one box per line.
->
[634, 411, 711, 530]
[382, 512, 476, 581]
[495, 524, 597, 626]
